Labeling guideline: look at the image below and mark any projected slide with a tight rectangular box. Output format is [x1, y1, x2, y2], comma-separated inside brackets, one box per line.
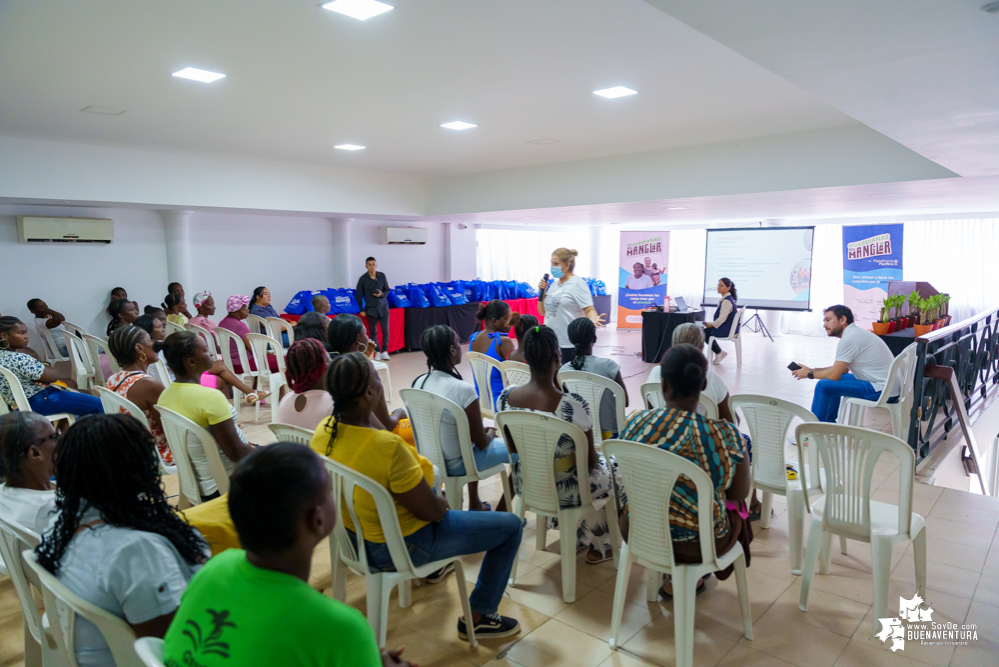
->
[703, 227, 814, 311]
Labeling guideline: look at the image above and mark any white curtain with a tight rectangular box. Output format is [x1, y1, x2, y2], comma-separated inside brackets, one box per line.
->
[476, 228, 595, 283]
[665, 228, 706, 308]
[903, 218, 999, 322]
[782, 224, 843, 336]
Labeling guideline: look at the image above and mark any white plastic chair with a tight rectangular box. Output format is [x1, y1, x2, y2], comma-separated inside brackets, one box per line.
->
[838, 343, 918, 440]
[0, 365, 75, 426]
[603, 440, 753, 664]
[133, 638, 165, 667]
[267, 317, 294, 348]
[23, 551, 143, 667]
[155, 406, 231, 509]
[324, 456, 478, 647]
[796, 423, 926, 634]
[35, 326, 68, 363]
[65, 335, 96, 391]
[372, 359, 393, 402]
[96, 387, 176, 475]
[400, 388, 512, 511]
[0, 517, 58, 667]
[164, 321, 185, 337]
[82, 333, 119, 377]
[268, 422, 314, 445]
[246, 314, 272, 338]
[729, 394, 820, 574]
[184, 322, 221, 360]
[558, 370, 626, 447]
[466, 351, 505, 419]
[61, 322, 89, 339]
[640, 382, 718, 419]
[247, 333, 287, 423]
[215, 327, 257, 414]
[495, 411, 620, 603]
[711, 307, 745, 365]
[148, 358, 173, 389]
[500, 360, 530, 387]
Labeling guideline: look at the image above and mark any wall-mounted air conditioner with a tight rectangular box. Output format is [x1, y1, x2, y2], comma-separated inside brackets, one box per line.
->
[16, 216, 115, 244]
[380, 227, 428, 245]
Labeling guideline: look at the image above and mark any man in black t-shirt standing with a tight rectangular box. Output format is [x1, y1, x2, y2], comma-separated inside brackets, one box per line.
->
[355, 257, 391, 360]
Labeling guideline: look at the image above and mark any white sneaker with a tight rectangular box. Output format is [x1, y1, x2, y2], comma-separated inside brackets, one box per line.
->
[380, 351, 390, 361]
[712, 351, 727, 365]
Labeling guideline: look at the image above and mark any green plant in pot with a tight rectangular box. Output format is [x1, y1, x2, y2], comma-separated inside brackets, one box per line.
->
[941, 294, 951, 325]
[873, 298, 892, 335]
[907, 291, 921, 328]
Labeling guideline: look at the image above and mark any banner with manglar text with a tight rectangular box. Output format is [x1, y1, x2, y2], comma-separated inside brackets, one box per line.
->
[842, 224, 904, 329]
[618, 231, 669, 328]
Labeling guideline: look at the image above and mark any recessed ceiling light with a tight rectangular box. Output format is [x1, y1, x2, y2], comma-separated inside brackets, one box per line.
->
[334, 144, 366, 150]
[172, 67, 226, 83]
[80, 105, 126, 116]
[321, 0, 393, 20]
[441, 121, 478, 130]
[527, 138, 561, 145]
[593, 86, 638, 99]
[666, 206, 688, 210]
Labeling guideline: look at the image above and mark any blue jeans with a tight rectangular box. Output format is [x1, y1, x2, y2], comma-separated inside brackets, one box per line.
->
[361, 510, 523, 616]
[810, 373, 881, 423]
[444, 439, 518, 476]
[28, 386, 104, 416]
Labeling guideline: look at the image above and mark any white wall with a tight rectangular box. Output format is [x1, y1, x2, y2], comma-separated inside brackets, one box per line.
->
[0, 205, 168, 347]
[349, 222, 450, 288]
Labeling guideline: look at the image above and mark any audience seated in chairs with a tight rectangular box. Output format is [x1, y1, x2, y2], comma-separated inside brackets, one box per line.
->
[294, 311, 335, 353]
[249, 286, 280, 320]
[560, 317, 629, 437]
[106, 325, 173, 466]
[0, 316, 103, 417]
[27, 298, 68, 357]
[157, 332, 256, 501]
[163, 442, 416, 667]
[619, 343, 753, 598]
[188, 291, 218, 334]
[311, 352, 523, 641]
[0, 412, 58, 536]
[311, 294, 331, 315]
[648, 322, 737, 424]
[415, 325, 515, 512]
[496, 324, 623, 565]
[507, 314, 538, 364]
[107, 287, 138, 320]
[163, 282, 194, 320]
[106, 298, 140, 338]
[275, 338, 334, 431]
[219, 294, 279, 374]
[469, 300, 516, 407]
[164, 293, 189, 327]
[35, 414, 210, 667]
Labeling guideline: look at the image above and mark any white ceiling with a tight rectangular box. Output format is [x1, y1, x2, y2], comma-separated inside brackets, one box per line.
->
[0, 0, 854, 177]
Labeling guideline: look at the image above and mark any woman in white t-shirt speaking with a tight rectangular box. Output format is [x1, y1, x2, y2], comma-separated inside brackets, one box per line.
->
[537, 248, 606, 364]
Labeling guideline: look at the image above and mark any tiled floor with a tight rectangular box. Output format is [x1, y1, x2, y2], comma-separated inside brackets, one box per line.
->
[3, 330, 998, 667]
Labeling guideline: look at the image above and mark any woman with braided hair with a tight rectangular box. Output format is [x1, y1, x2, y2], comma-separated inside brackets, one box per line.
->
[507, 314, 538, 364]
[106, 297, 139, 337]
[36, 414, 209, 666]
[414, 325, 515, 512]
[497, 324, 625, 564]
[0, 412, 58, 536]
[309, 352, 524, 641]
[106, 325, 172, 465]
[469, 300, 515, 409]
[275, 338, 335, 430]
[559, 317, 628, 438]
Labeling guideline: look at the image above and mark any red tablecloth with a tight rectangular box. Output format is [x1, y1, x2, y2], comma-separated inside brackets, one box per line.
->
[495, 298, 540, 339]
[278, 310, 405, 353]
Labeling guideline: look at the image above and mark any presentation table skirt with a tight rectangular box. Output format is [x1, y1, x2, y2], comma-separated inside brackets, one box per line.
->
[404, 301, 482, 350]
[641, 309, 705, 363]
[876, 328, 917, 357]
[359, 310, 407, 353]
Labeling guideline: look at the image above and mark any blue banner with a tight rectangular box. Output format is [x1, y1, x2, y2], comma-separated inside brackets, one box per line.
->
[842, 224, 903, 328]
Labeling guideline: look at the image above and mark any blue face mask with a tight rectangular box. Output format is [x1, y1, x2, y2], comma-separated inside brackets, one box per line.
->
[551, 266, 563, 279]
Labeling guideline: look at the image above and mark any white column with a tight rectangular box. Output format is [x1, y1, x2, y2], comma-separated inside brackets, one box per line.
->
[329, 218, 353, 288]
[160, 210, 192, 290]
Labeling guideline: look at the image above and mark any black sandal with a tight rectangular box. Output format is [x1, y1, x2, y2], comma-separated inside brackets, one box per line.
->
[658, 573, 710, 600]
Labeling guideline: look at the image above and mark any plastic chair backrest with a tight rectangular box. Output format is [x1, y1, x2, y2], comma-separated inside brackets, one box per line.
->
[66, 334, 95, 383]
[62, 322, 89, 339]
[246, 333, 286, 382]
[697, 394, 719, 420]
[184, 323, 219, 358]
[557, 370, 626, 442]
[641, 382, 665, 409]
[36, 326, 67, 362]
[466, 352, 505, 415]
[322, 456, 417, 577]
[730, 394, 819, 497]
[882, 343, 918, 404]
[215, 327, 254, 378]
[602, 439, 720, 571]
[267, 423, 314, 445]
[794, 423, 914, 539]
[400, 388, 476, 477]
[83, 334, 119, 375]
[133, 637, 165, 667]
[0, 517, 42, 646]
[246, 314, 272, 338]
[894, 344, 919, 435]
[96, 387, 151, 430]
[155, 406, 230, 506]
[164, 321, 185, 336]
[266, 317, 294, 345]
[148, 359, 173, 388]
[494, 410, 592, 515]
[23, 550, 142, 667]
[500, 360, 530, 387]
[0, 365, 34, 411]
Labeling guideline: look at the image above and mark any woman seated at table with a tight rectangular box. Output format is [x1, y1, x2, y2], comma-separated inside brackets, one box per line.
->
[507, 314, 538, 364]
[327, 314, 405, 432]
[415, 325, 515, 512]
[619, 344, 752, 597]
[0, 316, 103, 417]
[496, 325, 623, 564]
[218, 295, 279, 374]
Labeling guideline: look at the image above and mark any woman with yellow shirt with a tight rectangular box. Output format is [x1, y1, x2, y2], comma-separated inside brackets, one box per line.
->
[310, 352, 523, 642]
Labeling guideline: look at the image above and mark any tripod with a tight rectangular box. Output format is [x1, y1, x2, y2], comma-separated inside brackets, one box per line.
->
[741, 310, 774, 342]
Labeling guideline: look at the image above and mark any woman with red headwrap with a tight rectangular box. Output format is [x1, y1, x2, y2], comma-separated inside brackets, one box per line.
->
[275, 338, 334, 430]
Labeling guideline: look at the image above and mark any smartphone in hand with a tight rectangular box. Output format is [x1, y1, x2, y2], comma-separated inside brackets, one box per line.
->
[787, 362, 802, 371]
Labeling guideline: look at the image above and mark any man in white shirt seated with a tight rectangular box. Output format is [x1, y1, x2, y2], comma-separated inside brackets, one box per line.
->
[0, 412, 58, 538]
[626, 262, 654, 290]
[27, 298, 68, 357]
[790, 304, 897, 422]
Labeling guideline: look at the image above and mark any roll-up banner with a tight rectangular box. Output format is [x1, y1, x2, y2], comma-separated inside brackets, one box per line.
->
[618, 231, 669, 329]
[842, 224, 904, 329]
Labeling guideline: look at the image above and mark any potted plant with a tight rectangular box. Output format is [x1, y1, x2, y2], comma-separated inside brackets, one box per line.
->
[941, 294, 952, 326]
[873, 298, 892, 335]
[890, 295, 905, 331]
[907, 290, 921, 330]
[913, 296, 935, 337]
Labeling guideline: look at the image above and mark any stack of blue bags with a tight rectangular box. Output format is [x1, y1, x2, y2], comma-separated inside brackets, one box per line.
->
[282, 288, 361, 316]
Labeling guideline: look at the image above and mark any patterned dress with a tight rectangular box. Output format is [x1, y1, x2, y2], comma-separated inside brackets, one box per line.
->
[0, 350, 45, 409]
[619, 407, 745, 542]
[105, 371, 173, 466]
[497, 386, 626, 555]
